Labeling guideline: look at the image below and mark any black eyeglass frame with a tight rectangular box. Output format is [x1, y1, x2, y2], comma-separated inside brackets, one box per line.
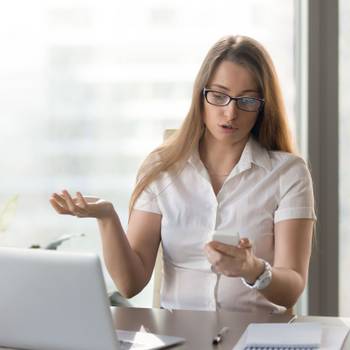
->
[202, 88, 265, 112]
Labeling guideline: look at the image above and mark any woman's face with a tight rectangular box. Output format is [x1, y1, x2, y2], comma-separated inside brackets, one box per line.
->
[203, 60, 261, 145]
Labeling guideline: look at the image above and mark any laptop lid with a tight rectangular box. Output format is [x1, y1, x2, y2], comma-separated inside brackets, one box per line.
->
[0, 247, 120, 350]
[0, 247, 185, 350]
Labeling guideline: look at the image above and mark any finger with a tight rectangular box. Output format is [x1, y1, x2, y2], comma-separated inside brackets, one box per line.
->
[76, 192, 88, 208]
[239, 238, 252, 248]
[49, 197, 72, 215]
[205, 244, 243, 276]
[62, 190, 87, 217]
[51, 193, 69, 209]
[204, 244, 220, 263]
[65, 191, 90, 218]
[208, 241, 241, 256]
[211, 255, 240, 277]
[62, 190, 77, 212]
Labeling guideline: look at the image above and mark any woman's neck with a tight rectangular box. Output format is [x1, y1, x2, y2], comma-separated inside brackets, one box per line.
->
[199, 134, 249, 176]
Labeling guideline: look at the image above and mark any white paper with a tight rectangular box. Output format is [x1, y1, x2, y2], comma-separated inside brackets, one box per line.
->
[244, 322, 321, 347]
[320, 325, 350, 350]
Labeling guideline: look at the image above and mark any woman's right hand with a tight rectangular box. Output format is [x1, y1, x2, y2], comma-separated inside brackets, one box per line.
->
[50, 190, 115, 219]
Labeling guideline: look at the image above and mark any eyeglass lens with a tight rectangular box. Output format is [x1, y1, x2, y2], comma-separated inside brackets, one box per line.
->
[205, 90, 261, 112]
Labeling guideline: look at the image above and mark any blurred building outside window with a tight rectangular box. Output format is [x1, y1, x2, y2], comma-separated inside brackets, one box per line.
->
[0, 0, 296, 307]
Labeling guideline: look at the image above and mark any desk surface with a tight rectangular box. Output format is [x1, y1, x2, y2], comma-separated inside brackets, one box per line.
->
[112, 307, 293, 349]
[1, 307, 349, 349]
[111, 307, 350, 349]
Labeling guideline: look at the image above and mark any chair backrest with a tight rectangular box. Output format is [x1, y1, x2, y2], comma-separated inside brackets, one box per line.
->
[152, 129, 176, 308]
[152, 247, 163, 308]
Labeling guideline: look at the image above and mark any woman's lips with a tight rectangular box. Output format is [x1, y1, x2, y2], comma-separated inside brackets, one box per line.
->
[219, 124, 238, 132]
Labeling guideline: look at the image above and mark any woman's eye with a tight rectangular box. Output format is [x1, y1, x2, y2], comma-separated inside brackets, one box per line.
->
[213, 93, 226, 101]
[240, 97, 255, 105]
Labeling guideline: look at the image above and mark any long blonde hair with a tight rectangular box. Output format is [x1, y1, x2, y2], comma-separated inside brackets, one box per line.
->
[129, 35, 295, 214]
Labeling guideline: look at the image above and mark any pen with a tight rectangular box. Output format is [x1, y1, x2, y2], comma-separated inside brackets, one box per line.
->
[212, 326, 229, 345]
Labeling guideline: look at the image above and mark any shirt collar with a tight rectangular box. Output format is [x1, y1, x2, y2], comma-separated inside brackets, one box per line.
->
[238, 136, 272, 172]
[188, 135, 272, 175]
[188, 147, 210, 180]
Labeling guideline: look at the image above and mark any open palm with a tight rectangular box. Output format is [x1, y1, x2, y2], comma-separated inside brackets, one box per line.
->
[50, 190, 113, 219]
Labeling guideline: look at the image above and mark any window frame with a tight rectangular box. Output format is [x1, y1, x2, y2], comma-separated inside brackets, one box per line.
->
[303, 0, 339, 316]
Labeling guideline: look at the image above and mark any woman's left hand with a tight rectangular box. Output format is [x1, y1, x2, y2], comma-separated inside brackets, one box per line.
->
[204, 238, 265, 283]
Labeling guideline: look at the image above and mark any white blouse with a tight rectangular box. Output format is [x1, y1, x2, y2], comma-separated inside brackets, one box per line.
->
[134, 137, 316, 313]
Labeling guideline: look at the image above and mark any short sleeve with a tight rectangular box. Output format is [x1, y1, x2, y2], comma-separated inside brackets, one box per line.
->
[133, 183, 161, 215]
[274, 158, 317, 223]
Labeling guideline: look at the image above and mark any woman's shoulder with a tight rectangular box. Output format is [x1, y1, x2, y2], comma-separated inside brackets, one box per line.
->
[249, 137, 307, 173]
[264, 151, 314, 188]
[138, 149, 182, 188]
[266, 150, 311, 179]
[268, 149, 307, 166]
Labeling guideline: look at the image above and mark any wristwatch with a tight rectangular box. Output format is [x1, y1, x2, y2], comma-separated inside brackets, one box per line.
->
[241, 259, 272, 290]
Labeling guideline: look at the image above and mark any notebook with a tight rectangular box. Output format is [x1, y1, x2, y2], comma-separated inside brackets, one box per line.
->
[233, 322, 350, 350]
[0, 247, 185, 350]
[233, 322, 321, 350]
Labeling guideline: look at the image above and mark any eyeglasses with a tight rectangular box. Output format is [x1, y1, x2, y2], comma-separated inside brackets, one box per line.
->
[203, 88, 264, 112]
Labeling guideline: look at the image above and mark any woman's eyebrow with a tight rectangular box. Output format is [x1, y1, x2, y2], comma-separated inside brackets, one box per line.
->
[210, 83, 230, 91]
[210, 83, 259, 95]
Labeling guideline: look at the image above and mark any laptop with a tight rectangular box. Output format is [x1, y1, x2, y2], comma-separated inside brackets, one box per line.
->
[0, 247, 184, 350]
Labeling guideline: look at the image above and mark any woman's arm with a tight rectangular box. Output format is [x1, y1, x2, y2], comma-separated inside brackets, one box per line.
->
[205, 218, 314, 309]
[50, 190, 161, 298]
[257, 218, 313, 308]
[99, 208, 161, 298]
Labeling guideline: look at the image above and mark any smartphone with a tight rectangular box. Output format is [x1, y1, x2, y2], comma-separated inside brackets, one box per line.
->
[211, 229, 240, 246]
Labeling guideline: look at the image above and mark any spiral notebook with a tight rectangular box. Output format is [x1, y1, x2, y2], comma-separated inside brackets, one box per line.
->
[234, 322, 350, 350]
[238, 322, 322, 350]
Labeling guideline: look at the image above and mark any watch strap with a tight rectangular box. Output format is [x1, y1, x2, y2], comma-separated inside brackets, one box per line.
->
[241, 259, 272, 290]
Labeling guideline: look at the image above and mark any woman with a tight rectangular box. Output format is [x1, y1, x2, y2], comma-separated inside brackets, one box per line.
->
[50, 35, 316, 314]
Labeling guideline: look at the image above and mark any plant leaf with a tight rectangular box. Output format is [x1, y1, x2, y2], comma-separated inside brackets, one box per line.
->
[0, 195, 19, 233]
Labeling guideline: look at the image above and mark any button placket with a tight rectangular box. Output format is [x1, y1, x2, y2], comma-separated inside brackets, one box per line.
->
[211, 198, 222, 310]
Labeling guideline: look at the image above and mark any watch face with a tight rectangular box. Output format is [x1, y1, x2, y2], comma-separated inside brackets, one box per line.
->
[241, 260, 272, 290]
[256, 270, 272, 290]
[257, 276, 270, 289]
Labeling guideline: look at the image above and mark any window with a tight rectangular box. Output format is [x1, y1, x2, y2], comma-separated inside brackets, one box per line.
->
[0, 0, 296, 307]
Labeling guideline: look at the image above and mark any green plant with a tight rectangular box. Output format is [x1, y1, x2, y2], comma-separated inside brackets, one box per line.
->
[0, 195, 19, 233]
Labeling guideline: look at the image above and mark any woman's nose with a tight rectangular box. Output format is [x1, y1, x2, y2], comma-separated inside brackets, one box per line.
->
[223, 99, 239, 120]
